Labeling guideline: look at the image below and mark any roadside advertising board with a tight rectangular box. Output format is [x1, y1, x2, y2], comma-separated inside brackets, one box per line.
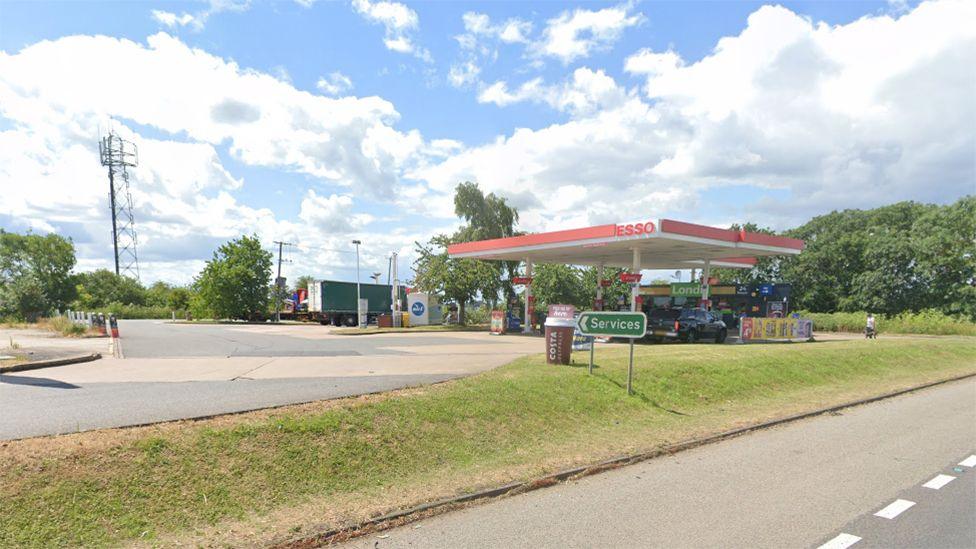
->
[740, 317, 813, 342]
[544, 305, 575, 365]
[490, 310, 506, 335]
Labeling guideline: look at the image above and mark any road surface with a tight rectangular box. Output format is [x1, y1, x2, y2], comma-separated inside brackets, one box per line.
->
[341, 378, 976, 549]
[0, 320, 540, 439]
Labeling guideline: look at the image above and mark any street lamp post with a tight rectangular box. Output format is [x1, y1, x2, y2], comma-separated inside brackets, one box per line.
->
[352, 239, 362, 328]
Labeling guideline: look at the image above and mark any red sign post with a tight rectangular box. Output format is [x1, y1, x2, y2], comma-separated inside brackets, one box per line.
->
[512, 276, 533, 285]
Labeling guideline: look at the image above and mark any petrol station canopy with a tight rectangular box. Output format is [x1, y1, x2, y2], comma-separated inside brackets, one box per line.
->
[447, 219, 804, 269]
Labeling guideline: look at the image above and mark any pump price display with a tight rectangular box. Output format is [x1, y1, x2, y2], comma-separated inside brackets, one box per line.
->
[575, 311, 647, 338]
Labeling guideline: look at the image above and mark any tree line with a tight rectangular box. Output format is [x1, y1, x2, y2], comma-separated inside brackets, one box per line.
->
[2, 192, 972, 323]
[1, 232, 274, 321]
[710, 196, 975, 320]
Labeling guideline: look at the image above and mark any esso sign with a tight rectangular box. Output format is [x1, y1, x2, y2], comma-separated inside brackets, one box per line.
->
[615, 221, 656, 237]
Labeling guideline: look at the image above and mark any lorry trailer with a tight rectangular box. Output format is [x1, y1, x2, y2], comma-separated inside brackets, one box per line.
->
[306, 280, 406, 326]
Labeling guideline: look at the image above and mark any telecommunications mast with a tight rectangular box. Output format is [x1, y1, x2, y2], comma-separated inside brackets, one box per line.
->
[98, 131, 140, 279]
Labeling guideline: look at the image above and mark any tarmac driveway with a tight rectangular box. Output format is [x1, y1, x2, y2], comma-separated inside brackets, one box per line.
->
[0, 320, 542, 439]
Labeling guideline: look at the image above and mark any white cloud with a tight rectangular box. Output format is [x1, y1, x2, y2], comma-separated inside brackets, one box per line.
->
[421, 0, 976, 229]
[352, 0, 432, 62]
[462, 12, 533, 44]
[448, 61, 481, 88]
[478, 68, 629, 116]
[0, 32, 432, 283]
[624, 48, 683, 76]
[299, 191, 375, 233]
[449, 12, 532, 89]
[149, 0, 250, 31]
[316, 71, 354, 96]
[3, 0, 974, 282]
[533, 3, 644, 64]
[151, 10, 197, 29]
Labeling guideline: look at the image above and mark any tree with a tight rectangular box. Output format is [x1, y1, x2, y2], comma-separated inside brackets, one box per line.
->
[530, 264, 587, 310]
[910, 196, 976, 319]
[144, 281, 173, 307]
[293, 275, 316, 293]
[72, 269, 146, 308]
[0, 276, 47, 321]
[193, 235, 273, 320]
[0, 230, 76, 319]
[581, 266, 631, 310]
[453, 181, 520, 307]
[167, 287, 192, 311]
[413, 235, 498, 324]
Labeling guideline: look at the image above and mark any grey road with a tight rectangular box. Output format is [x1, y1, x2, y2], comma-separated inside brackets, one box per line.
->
[341, 378, 976, 549]
[1, 320, 540, 439]
[116, 319, 493, 357]
[0, 373, 455, 440]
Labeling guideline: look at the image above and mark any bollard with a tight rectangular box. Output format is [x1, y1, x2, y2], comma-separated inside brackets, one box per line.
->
[109, 314, 120, 338]
[97, 313, 107, 336]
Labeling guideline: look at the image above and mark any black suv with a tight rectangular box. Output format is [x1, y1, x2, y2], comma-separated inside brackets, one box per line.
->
[645, 308, 728, 343]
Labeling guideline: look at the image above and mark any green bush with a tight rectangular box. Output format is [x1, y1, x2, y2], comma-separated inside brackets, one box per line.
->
[463, 306, 491, 325]
[800, 309, 976, 336]
[82, 303, 187, 320]
[46, 316, 88, 337]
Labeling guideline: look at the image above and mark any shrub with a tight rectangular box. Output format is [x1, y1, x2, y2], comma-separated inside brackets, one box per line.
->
[78, 303, 188, 320]
[463, 306, 491, 325]
[799, 309, 976, 336]
[46, 315, 88, 337]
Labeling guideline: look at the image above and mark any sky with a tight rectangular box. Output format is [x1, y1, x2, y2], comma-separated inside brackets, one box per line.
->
[0, 0, 973, 287]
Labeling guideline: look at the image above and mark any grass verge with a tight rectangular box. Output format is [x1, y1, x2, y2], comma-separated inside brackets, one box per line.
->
[1, 338, 974, 547]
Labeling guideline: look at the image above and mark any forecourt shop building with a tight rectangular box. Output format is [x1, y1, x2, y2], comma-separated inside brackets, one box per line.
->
[447, 219, 805, 334]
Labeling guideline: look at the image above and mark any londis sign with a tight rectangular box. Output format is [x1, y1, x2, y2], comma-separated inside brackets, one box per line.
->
[615, 221, 656, 237]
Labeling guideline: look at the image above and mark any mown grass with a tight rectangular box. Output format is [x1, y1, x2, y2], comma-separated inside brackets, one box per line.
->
[1, 338, 974, 547]
[802, 309, 976, 336]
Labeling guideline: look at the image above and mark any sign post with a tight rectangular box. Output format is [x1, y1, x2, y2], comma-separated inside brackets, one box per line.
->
[575, 311, 647, 395]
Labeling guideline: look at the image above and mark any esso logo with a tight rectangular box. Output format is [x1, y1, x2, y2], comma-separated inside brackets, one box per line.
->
[411, 301, 426, 316]
[615, 221, 655, 237]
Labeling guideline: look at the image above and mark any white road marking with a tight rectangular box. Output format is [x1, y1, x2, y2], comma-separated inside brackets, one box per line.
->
[874, 499, 915, 519]
[818, 533, 862, 549]
[922, 474, 956, 489]
[959, 455, 976, 468]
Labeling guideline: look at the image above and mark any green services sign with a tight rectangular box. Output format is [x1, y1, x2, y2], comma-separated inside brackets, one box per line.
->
[670, 282, 703, 298]
[576, 311, 647, 338]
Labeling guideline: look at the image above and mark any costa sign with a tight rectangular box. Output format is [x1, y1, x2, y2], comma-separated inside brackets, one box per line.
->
[619, 272, 642, 284]
[615, 221, 655, 237]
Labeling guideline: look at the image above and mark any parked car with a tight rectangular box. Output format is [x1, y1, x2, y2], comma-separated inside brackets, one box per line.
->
[645, 308, 728, 343]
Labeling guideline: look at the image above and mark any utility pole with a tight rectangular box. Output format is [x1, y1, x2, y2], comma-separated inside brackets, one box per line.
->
[352, 240, 362, 327]
[273, 241, 293, 322]
[391, 251, 400, 327]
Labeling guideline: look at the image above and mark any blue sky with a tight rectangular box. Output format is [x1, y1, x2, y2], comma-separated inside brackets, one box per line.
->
[0, 0, 972, 285]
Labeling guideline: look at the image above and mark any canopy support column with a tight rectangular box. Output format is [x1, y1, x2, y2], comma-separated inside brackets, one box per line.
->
[524, 257, 533, 334]
[596, 262, 604, 310]
[631, 248, 641, 312]
[702, 259, 711, 309]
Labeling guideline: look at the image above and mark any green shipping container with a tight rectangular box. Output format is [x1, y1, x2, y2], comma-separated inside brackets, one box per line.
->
[309, 280, 406, 314]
